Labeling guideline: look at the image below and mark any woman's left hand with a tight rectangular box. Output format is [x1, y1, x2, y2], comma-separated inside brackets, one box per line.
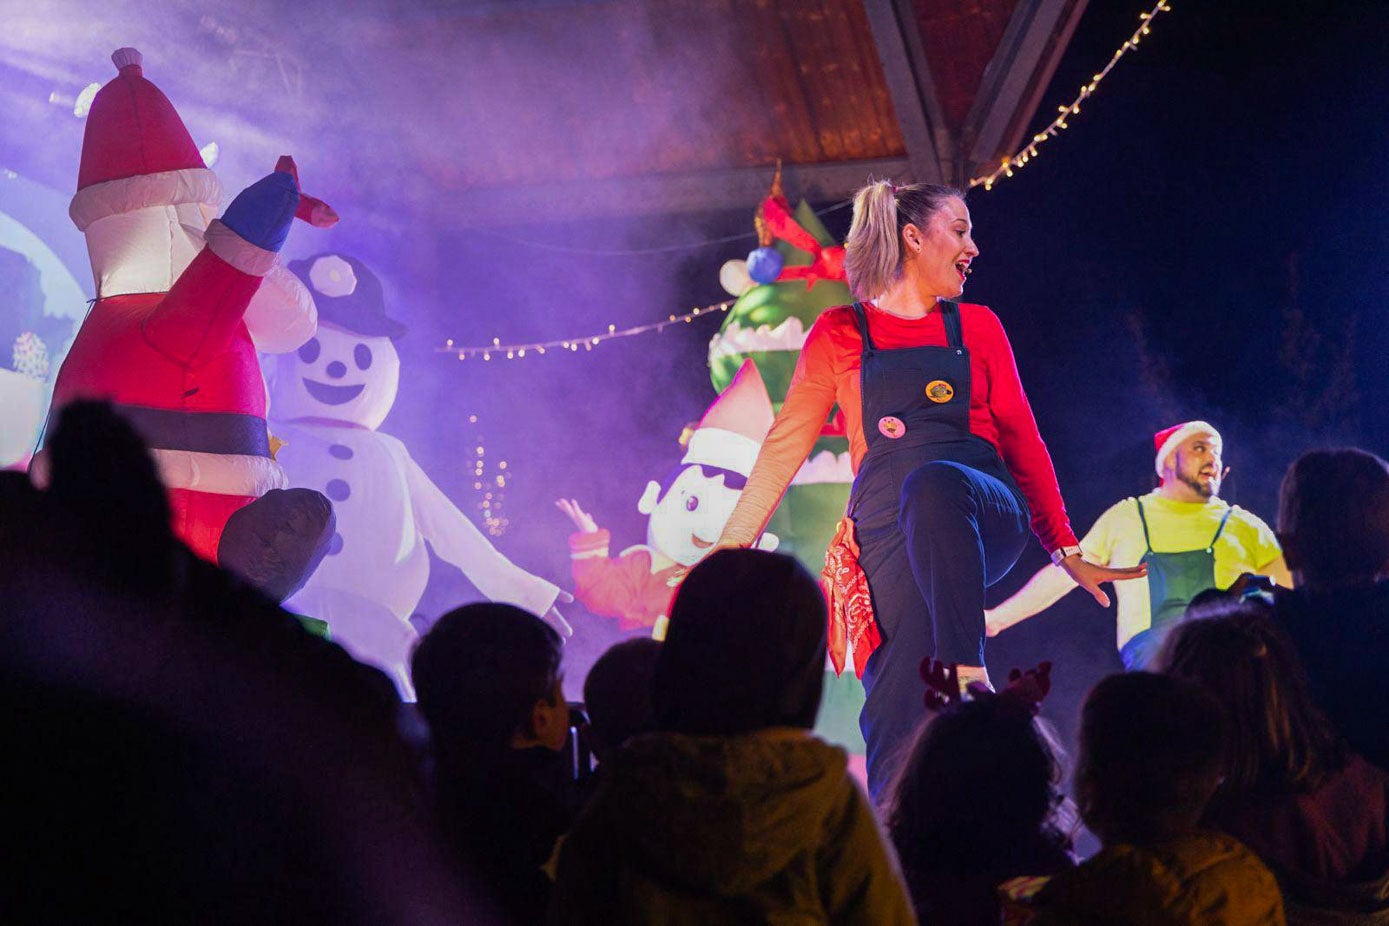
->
[1058, 555, 1147, 607]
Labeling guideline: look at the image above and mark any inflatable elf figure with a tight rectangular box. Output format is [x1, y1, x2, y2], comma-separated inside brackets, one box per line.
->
[560, 359, 777, 642]
[708, 169, 866, 759]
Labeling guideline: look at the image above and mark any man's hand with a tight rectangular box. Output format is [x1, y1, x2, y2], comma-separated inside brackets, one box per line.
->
[1058, 554, 1146, 607]
[1227, 572, 1276, 599]
[556, 498, 598, 534]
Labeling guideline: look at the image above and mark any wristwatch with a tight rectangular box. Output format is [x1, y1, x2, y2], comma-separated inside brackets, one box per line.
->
[1050, 545, 1082, 566]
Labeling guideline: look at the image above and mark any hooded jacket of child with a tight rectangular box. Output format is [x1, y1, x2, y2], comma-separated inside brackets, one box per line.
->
[550, 728, 915, 925]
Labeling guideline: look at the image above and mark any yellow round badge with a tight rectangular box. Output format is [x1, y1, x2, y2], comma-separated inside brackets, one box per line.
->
[925, 380, 955, 404]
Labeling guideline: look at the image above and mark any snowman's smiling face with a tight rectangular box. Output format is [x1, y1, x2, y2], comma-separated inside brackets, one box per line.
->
[272, 321, 400, 430]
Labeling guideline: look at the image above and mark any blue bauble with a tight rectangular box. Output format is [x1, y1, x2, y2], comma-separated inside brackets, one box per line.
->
[746, 246, 784, 284]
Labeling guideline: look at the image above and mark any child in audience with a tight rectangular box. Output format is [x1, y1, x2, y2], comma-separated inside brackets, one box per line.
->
[1161, 600, 1389, 920]
[581, 637, 661, 765]
[413, 603, 577, 925]
[883, 661, 1074, 925]
[1272, 448, 1389, 771]
[550, 549, 914, 925]
[1026, 672, 1285, 925]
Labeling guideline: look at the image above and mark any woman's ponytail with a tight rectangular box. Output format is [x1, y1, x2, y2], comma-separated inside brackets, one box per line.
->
[843, 180, 900, 301]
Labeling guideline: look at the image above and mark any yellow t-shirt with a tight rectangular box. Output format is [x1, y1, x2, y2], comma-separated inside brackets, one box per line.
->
[1081, 492, 1283, 649]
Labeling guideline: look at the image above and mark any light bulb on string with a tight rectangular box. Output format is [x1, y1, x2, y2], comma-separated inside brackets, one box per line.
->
[970, 0, 1174, 191]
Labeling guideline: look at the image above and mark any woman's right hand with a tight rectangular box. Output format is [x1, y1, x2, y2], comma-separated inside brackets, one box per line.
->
[555, 498, 598, 534]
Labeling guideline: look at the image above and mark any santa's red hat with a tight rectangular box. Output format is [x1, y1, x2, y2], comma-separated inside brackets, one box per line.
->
[68, 48, 221, 231]
[1154, 420, 1221, 477]
[682, 359, 775, 477]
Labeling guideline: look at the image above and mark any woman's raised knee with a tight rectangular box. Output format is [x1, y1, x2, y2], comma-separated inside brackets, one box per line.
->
[900, 462, 972, 517]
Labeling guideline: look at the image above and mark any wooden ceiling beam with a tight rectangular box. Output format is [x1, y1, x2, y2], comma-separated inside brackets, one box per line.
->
[959, 0, 1089, 179]
[861, 0, 952, 185]
[424, 157, 913, 227]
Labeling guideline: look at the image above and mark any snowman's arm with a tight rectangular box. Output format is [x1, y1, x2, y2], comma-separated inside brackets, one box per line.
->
[144, 171, 299, 364]
[404, 453, 561, 616]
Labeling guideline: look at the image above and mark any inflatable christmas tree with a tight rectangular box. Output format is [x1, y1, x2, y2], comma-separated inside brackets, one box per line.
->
[707, 172, 865, 757]
[708, 178, 854, 576]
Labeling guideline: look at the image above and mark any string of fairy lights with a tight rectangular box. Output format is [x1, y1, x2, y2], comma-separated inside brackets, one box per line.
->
[438, 300, 734, 361]
[970, 0, 1174, 190]
[439, 2, 1174, 358]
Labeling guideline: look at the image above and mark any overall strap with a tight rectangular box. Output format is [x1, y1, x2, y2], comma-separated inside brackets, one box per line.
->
[1136, 498, 1154, 554]
[851, 301, 876, 352]
[1208, 506, 1235, 550]
[941, 300, 964, 349]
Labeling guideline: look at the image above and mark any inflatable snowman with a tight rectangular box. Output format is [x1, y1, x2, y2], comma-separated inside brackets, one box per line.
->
[45, 48, 336, 599]
[270, 253, 564, 696]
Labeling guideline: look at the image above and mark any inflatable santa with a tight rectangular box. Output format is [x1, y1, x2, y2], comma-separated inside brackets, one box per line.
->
[269, 252, 565, 697]
[45, 48, 336, 600]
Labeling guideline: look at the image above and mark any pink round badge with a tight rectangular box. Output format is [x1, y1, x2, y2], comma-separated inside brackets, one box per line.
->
[877, 416, 905, 439]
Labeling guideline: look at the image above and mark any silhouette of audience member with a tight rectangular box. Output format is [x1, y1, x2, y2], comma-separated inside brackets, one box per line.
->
[1026, 672, 1285, 925]
[1161, 601, 1389, 920]
[22, 401, 397, 702]
[39, 397, 179, 593]
[412, 603, 577, 925]
[549, 548, 915, 925]
[883, 679, 1074, 925]
[0, 469, 43, 564]
[1, 401, 482, 924]
[581, 637, 661, 766]
[1272, 448, 1389, 771]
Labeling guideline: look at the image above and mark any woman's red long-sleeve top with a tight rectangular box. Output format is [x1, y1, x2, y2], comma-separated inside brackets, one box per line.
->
[718, 301, 1080, 554]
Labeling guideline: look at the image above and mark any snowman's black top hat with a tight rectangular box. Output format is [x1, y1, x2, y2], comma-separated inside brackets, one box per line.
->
[289, 253, 408, 340]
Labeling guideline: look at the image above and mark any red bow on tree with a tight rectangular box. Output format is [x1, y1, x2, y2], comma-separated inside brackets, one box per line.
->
[757, 195, 846, 290]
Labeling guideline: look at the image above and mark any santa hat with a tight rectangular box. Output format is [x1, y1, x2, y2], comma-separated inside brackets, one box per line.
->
[1154, 420, 1221, 477]
[681, 359, 775, 477]
[68, 48, 221, 231]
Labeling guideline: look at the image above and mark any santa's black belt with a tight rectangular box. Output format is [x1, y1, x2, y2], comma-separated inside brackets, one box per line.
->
[112, 404, 271, 457]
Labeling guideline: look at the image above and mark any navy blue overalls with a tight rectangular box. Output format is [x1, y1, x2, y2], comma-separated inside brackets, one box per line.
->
[846, 301, 1032, 799]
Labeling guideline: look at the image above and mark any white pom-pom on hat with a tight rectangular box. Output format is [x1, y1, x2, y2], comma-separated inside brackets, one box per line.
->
[111, 47, 143, 72]
[309, 254, 359, 298]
